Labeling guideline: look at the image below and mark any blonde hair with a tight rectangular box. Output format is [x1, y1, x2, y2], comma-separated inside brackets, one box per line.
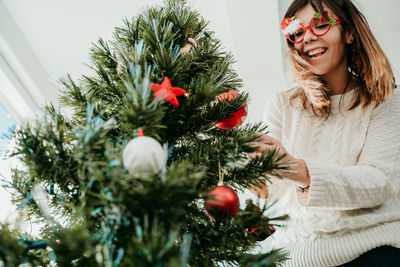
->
[284, 0, 396, 117]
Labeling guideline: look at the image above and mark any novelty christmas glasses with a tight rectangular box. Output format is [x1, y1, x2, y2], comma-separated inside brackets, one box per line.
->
[281, 11, 344, 43]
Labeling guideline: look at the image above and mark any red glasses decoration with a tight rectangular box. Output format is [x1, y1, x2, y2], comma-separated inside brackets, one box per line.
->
[281, 11, 344, 44]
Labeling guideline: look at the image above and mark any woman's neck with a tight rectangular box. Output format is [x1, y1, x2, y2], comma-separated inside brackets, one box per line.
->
[324, 61, 352, 96]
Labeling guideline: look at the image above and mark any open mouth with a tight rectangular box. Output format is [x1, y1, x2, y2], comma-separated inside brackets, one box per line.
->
[306, 48, 327, 59]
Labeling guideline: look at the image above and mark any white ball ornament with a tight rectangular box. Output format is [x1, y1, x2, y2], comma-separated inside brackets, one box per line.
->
[122, 135, 167, 177]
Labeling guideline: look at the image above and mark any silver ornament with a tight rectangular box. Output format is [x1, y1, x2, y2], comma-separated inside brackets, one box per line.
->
[122, 136, 167, 177]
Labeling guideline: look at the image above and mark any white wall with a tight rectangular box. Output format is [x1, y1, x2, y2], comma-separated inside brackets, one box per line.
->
[192, 0, 288, 123]
[0, 0, 58, 122]
[354, 0, 400, 78]
[1, 0, 164, 80]
[223, 0, 287, 122]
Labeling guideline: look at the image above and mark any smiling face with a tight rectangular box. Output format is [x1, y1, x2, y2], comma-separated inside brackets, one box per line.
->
[293, 4, 348, 76]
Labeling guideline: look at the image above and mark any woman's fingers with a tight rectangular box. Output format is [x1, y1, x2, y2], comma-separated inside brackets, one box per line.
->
[248, 143, 277, 159]
[255, 133, 279, 145]
[248, 134, 288, 160]
[249, 142, 270, 153]
[248, 152, 257, 159]
[249, 179, 268, 199]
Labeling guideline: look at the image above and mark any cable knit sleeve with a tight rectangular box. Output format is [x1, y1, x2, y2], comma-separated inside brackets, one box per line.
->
[263, 91, 293, 203]
[263, 91, 283, 142]
[302, 90, 400, 210]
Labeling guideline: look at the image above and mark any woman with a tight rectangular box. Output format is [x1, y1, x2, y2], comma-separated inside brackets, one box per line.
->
[249, 0, 400, 266]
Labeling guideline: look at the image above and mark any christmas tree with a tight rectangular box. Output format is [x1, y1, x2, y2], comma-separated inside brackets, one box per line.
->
[1, 0, 289, 266]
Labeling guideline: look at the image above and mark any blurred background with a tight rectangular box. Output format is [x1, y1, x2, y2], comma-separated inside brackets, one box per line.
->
[0, 0, 399, 223]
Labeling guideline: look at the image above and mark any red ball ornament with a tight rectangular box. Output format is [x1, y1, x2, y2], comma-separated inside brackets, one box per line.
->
[215, 90, 248, 130]
[204, 185, 240, 219]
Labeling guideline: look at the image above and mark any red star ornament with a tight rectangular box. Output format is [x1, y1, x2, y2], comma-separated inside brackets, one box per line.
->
[150, 77, 186, 107]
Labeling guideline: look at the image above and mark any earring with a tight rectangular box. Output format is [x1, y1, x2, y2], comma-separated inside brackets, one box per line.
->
[348, 36, 354, 44]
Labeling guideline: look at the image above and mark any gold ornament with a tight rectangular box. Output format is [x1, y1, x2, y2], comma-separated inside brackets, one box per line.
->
[116, 54, 135, 75]
[180, 36, 200, 57]
[180, 43, 195, 56]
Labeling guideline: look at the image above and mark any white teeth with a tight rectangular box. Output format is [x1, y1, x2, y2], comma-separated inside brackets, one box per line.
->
[307, 48, 327, 57]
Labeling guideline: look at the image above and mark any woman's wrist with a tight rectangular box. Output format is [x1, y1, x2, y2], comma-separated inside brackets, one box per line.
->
[273, 157, 310, 188]
[296, 158, 310, 188]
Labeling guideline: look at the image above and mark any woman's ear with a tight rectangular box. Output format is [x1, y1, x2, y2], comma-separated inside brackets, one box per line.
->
[345, 31, 355, 44]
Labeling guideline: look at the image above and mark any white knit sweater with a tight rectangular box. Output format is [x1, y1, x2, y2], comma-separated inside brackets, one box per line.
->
[252, 88, 400, 267]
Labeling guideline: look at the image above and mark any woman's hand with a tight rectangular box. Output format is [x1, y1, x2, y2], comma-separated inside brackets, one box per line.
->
[248, 133, 294, 162]
[249, 133, 310, 188]
[249, 179, 269, 199]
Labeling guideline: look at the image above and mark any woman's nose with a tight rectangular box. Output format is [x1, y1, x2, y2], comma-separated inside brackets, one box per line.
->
[303, 29, 318, 43]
